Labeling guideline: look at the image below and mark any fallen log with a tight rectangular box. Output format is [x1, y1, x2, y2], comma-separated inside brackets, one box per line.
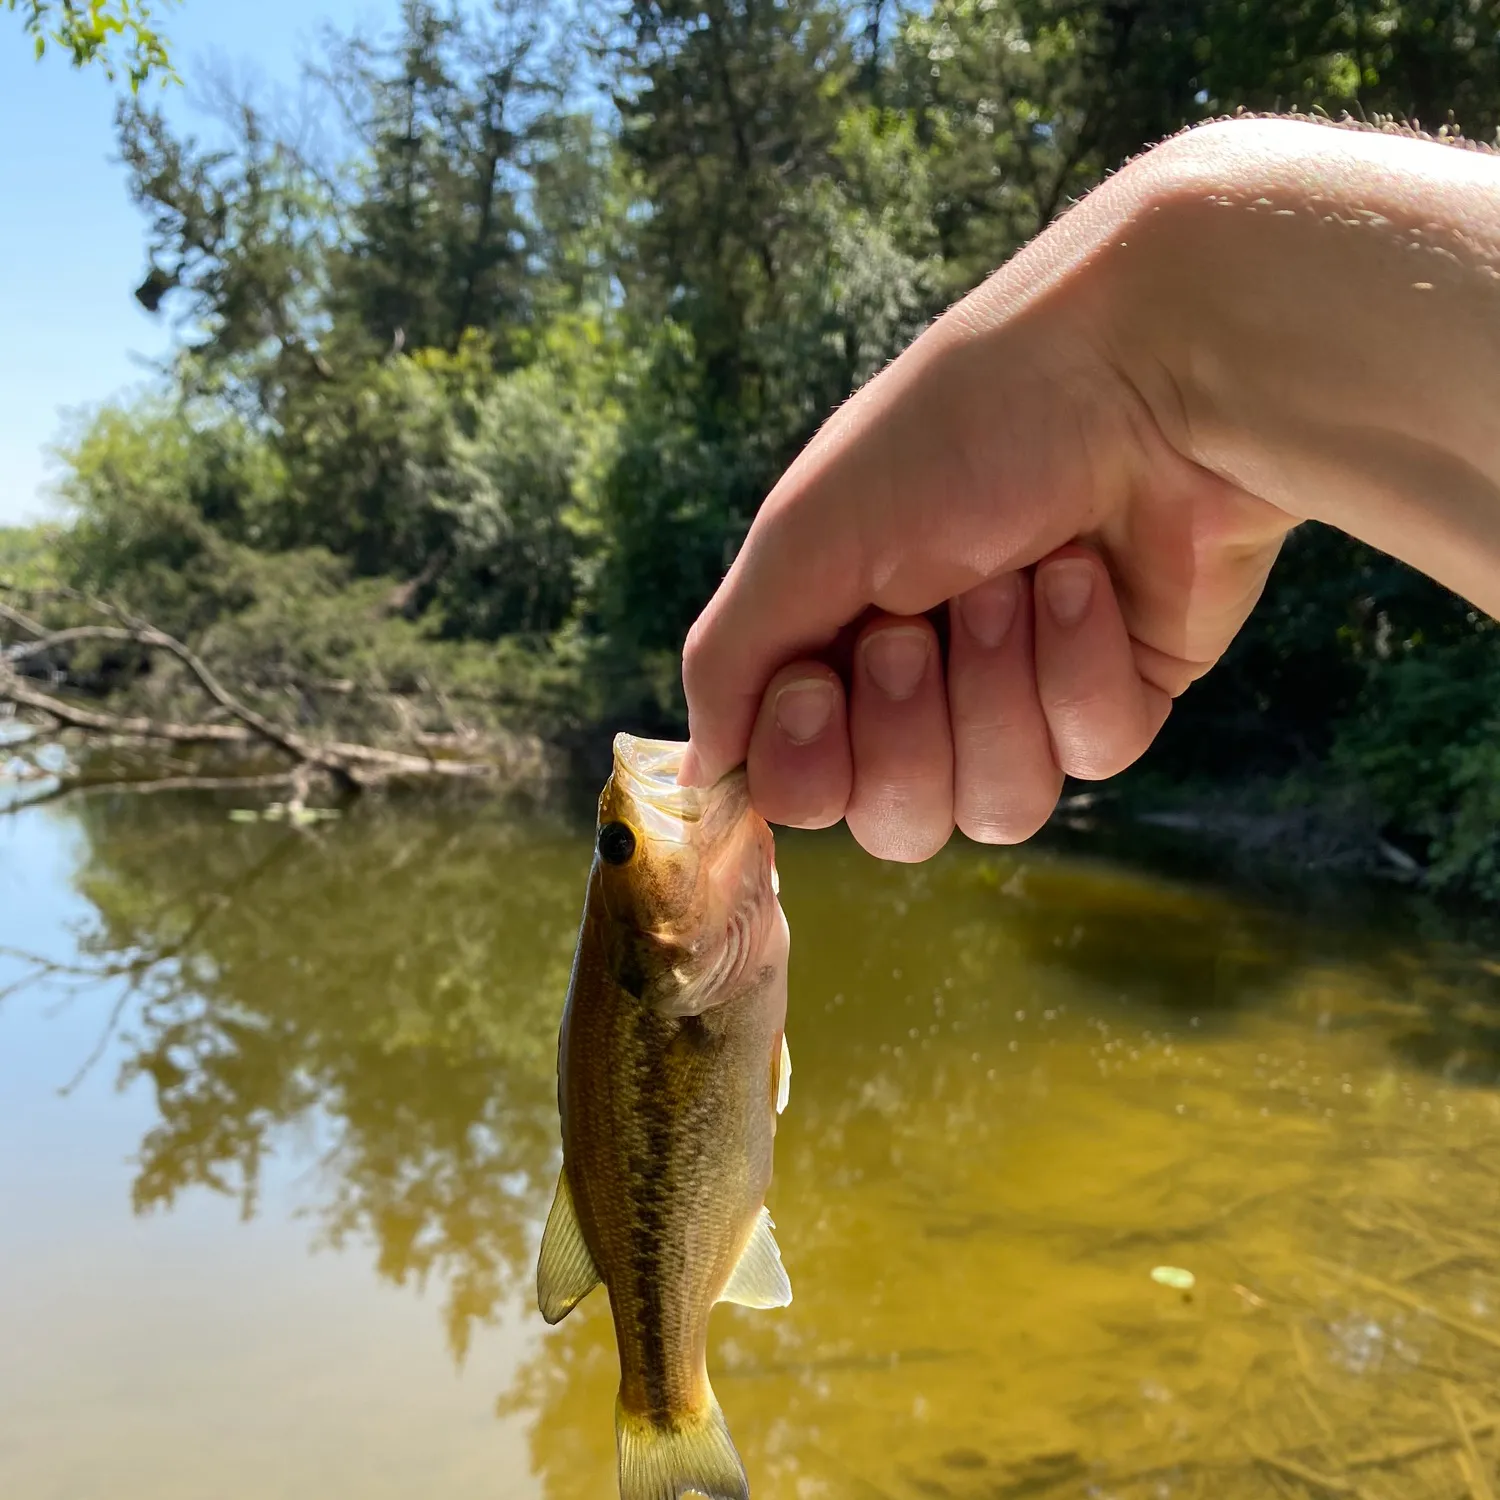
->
[0, 587, 500, 796]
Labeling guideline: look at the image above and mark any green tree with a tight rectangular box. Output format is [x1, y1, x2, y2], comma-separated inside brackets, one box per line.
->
[9, 0, 177, 88]
[326, 0, 565, 360]
[891, 0, 1500, 296]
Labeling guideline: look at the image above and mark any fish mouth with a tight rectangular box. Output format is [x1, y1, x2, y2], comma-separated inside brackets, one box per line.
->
[610, 733, 747, 844]
[612, 734, 689, 803]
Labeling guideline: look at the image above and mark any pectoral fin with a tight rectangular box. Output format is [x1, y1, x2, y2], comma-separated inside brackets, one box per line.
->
[537, 1168, 601, 1324]
[719, 1207, 792, 1309]
[775, 1031, 791, 1115]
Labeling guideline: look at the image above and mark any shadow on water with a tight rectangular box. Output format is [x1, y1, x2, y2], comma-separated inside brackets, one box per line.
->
[4, 786, 1500, 1497]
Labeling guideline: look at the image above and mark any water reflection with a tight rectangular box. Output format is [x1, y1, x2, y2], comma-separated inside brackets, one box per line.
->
[2, 792, 1500, 1499]
[34, 793, 577, 1361]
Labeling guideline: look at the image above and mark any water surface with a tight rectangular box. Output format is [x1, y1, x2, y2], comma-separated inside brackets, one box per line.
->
[2, 789, 1499, 1499]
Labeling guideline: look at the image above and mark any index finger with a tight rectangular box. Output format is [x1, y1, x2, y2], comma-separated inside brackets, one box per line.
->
[677, 321, 1090, 787]
[679, 337, 1007, 785]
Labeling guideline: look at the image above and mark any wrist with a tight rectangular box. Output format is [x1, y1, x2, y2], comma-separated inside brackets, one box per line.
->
[1103, 118, 1500, 616]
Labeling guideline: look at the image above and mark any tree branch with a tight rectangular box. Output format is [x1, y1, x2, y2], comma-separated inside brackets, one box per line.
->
[0, 589, 500, 788]
[0, 671, 252, 743]
[0, 599, 48, 641]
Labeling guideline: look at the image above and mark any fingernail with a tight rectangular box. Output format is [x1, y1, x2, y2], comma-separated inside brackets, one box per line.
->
[958, 574, 1019, 649]
[862, 627, 930, 701]
[1039, 560, 1094, 627]
[774, 678, 838, 745]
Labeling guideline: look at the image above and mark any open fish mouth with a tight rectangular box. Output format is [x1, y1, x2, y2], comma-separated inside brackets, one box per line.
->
[612, 734, 689, 804]
[610, 733, 748, 844]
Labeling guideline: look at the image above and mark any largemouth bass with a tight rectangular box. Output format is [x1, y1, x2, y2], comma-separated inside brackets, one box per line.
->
[536, 734, 792, 1500]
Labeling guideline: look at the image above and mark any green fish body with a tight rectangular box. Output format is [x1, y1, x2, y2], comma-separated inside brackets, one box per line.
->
[537, 734, 792, 1500]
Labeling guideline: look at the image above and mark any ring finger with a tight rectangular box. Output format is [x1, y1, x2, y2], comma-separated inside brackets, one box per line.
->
[845, 613, 955, 862]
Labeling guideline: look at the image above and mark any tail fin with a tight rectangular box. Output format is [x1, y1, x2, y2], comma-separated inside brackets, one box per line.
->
[616, 1391, 749, 1500]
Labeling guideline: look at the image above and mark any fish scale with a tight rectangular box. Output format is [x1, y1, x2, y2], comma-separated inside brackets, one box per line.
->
[536, 734, 794, 1500]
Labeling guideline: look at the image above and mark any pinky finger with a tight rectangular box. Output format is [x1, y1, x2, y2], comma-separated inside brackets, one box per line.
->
[1033, 547, 1171, 780]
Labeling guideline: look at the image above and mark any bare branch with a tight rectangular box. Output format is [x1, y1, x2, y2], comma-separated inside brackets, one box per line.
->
[0, 600, 48, 640]
[7, 624, 150, 663]
[2, 771, 296, 818]
[0, 588, 501, 788]
[0, 671, 252, 743]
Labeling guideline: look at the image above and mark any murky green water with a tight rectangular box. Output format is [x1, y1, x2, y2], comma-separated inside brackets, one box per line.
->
[2, 788, 1499, 1499]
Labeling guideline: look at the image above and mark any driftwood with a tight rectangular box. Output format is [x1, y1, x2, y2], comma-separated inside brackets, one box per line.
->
[1, 587, 501, 804]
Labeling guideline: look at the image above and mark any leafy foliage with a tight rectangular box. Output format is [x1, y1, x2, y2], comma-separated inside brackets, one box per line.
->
[33, 0, 1500, 896]
[9, 0, 177, 89]
[0, 524, 63, 590]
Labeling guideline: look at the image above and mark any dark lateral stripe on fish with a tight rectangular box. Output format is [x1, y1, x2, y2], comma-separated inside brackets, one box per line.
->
[628, 1028, 673, 1423]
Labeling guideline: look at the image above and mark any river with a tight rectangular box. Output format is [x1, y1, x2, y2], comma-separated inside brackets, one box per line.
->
[1, 786, 1498, 1499]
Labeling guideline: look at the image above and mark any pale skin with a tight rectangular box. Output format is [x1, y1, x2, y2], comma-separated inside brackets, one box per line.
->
[676, 116, 1500, 862]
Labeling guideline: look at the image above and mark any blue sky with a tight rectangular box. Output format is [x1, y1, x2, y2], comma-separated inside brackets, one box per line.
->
[0, 1, 396, 526]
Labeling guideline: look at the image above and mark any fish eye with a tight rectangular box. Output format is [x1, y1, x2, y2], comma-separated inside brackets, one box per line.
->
[597, 821, 637, 867]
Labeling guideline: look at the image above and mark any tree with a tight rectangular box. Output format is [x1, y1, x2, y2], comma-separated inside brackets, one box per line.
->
[21, 0, 1500, 894]
[326, 0, 564, 360]
[9, 0, 178, 88]
[892, 0, 1500, 296]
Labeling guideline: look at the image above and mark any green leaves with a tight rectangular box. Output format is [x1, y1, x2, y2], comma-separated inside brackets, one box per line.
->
[10, 0, 180, 90]
[32, 0, 1500, 894]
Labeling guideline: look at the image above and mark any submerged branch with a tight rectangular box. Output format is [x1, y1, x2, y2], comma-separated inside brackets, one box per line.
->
[1313, 1259, 1500, 1354]
[2, 770, 296, 818]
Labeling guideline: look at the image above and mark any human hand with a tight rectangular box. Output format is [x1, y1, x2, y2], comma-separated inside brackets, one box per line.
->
[678, 135, 1296, 860]
[678, 116, 1500, 862]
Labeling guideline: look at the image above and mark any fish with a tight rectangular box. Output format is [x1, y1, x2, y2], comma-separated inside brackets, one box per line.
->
[536, 733, 794, 1500]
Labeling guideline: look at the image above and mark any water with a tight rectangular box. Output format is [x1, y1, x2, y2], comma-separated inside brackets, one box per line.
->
[2, 788, 1499, 1500]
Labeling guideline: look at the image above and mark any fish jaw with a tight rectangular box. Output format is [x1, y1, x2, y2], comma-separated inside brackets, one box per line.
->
[595, 735, 776, 1017]
[604, 732, 750, 847]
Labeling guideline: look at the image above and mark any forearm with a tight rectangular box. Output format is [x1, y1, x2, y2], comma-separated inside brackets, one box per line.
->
[1101, 118, 1500, 616]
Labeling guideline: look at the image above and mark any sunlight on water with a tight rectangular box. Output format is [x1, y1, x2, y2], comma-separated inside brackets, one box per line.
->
[2, 791, 1499, 1499]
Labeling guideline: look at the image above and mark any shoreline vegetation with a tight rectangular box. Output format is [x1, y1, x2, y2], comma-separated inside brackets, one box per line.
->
[0, 574, 1475, 907]
[1, 581, 541, 812]
[4, 0, 1499, 898]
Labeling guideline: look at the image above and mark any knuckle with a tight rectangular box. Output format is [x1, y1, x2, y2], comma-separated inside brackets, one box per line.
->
[680, 615, 711, 689]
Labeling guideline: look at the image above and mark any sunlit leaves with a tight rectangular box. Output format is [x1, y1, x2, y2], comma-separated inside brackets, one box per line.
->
[9, 0, 179, 90]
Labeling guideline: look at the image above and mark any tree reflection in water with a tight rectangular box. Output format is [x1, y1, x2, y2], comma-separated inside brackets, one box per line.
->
[64, 792, 579, 1362]
[19, 792, 1500, 1500]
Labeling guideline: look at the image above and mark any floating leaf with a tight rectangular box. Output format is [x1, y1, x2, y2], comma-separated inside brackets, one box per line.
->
[227, 809, 260, 823]
[1151, 1266, 1195, 1291]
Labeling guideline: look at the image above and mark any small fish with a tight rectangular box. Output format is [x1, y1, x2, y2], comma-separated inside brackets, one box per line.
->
[537, 734, 793, 1500]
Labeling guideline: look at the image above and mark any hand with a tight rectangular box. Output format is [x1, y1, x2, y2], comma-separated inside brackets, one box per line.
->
[678, 146, 1295, 860]
[679, 118, 1500, 862]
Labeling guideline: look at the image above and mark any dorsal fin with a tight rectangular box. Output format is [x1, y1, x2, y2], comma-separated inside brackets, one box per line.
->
[537, 1168, 602, 1324]
[719, 1207, 792, 1309]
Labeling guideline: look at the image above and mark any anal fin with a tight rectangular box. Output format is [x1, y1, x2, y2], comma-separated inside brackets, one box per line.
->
[537, 1167, 601, 1324]
[719, 1206, 792, 1310]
